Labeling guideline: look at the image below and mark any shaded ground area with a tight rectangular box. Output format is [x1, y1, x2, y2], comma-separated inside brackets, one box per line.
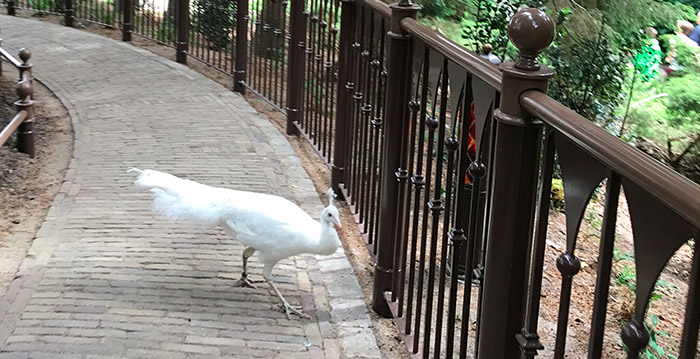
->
[0, 72, 72, 297]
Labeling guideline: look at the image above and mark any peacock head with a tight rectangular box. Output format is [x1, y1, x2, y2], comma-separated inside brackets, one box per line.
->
[321, 188, 341, 230]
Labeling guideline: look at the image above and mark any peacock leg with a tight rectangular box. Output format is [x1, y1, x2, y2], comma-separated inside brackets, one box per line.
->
[233, 247, 262, 288]
[263, 264, 311, 320]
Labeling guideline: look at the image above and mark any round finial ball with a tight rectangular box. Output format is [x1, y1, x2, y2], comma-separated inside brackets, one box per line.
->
[621, 321, 650, 352]
[16, 81, 32, 99]
[425, 116, 439, 130]
[508, 8, 554, 56]
[445, 137, 459, 152]
[408, 100, 420, 113]
[556, 252, 581, 277]
[19, 48, 31, 63]
[468, 161, 486, 178]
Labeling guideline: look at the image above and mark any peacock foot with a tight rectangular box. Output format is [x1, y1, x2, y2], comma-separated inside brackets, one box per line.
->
[232, 274, 263, 289]
[280, 302, 311, 320]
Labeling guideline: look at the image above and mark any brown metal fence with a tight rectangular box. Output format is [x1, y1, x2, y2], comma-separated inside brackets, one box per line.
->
[4, 1, 700, 358]
[0, 45, 34, 157]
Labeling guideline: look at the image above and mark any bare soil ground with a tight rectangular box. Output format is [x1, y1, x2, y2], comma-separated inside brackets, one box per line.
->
[4, 10, 697, 358]
[0, 70, 73, 297]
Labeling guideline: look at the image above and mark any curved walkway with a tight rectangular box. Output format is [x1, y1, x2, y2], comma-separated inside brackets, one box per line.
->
[0, 15, 379, 358]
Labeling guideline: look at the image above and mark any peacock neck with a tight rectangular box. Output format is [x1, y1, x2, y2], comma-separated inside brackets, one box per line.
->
[316, 221, 340, 255]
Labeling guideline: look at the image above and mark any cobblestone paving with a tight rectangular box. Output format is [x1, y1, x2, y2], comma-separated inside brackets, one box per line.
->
[0, 15, 380, 358]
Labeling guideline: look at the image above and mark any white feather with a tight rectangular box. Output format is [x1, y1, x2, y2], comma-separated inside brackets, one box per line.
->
[129, 168, 341, 265]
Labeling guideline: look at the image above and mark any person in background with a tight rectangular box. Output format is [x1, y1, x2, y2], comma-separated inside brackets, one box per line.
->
[688, 11, 700, 45]
[479, 44, 501, 65]
[677, 20, 699, 47]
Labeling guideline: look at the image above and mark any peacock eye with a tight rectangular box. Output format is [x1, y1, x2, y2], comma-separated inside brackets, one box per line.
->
[327, 213, 332, 217]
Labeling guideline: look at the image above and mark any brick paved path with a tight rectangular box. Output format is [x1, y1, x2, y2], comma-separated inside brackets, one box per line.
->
[0, 15, 380, 358]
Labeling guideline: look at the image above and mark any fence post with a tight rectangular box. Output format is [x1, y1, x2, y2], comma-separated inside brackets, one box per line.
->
[330, 0, 356, 197]
[232, 0, 249, 93]
[371, 0, 419, 317]
[175, 0, 188, 63]
[65, 0, 74, 27]
[284, 0, 306, 136]
[122, 0, 133, 41]
[15, 50, 34, 157]
[7, 0, 15, 15]
[476, 8, 554, 358]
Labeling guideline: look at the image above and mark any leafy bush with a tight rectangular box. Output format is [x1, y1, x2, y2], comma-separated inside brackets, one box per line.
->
[461, 0, 541, 57]
[416, 0, 469, 20]
[28, 0, 54, 12]
[193, 0, 236, 51]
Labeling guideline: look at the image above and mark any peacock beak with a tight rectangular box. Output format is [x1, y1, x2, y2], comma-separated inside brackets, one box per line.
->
[333, 219, 342, 230]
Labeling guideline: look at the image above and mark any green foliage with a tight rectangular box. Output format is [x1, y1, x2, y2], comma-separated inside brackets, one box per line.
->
[634, 38, 664, 82]
[28, 0, 54, 12]
[599, 0, 695, 48]
[461, 0, 542, 56]
[585, 211, 603, 240]
[661, 0, 700, 11]
[416, 0, 474, 20]
[156, 17, 176, 42]
[550, 178, 565, 211]
[193, 0, 236, 51]
[644, 315, 678, 359]
[91, 0, 116, 25]
[544, 26, 628, 125]
[616, 265, 637, 291]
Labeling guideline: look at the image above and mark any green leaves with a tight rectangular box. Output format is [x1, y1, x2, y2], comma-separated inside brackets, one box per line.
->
[193, 0, 236, 51]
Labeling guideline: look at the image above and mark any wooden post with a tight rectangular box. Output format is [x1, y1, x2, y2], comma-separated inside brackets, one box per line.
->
[122, 0, 133, 41]
[65, 0, 74, 27]
[175, 0, 188, 63]
[371, 0, 419, 317]
[330, 0, 356, 197]
[477, 8, 555, 358]
[233, 0, 249, 93]
[284, 0, 306, 136]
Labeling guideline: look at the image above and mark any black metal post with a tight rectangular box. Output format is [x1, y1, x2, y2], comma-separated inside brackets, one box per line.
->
[477, 8, 555, 358]
[122, 0, 133, 41]
[65, 0, 74, 27]
[7, 0, 15, 16]
[371, 0, 419, 317]
[233, 0, 249, 93]
[330, 0, 356, 198]
[175, 0, 189, 63]
[284, 0, 306, 136]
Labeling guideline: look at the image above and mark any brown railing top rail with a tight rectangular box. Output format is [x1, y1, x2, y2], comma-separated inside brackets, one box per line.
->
[521, 89, 700, 229]
[362, 0, 391, 19]
[0, 110, 28, 147]
[0, 47, 23, 68]
[400, 17, 502, 90]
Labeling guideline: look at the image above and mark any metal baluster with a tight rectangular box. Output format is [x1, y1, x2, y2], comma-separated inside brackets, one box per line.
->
[349, 7, 364, 206]
[413, 78, 438, 353]
[327, 0, 339, 160]
[434, 81, 464, 358]
[368, 18, 385, 266]
[423, 59, 448, 359]
[406, 48, 429, 336]
[679, 236, 700, 359]
[585, 172, 621, 358]
[358, 15, 374, 231]
[397, 60, 421, 320]
[516, 128, 555, 359]
[331, 0, 355, 196]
